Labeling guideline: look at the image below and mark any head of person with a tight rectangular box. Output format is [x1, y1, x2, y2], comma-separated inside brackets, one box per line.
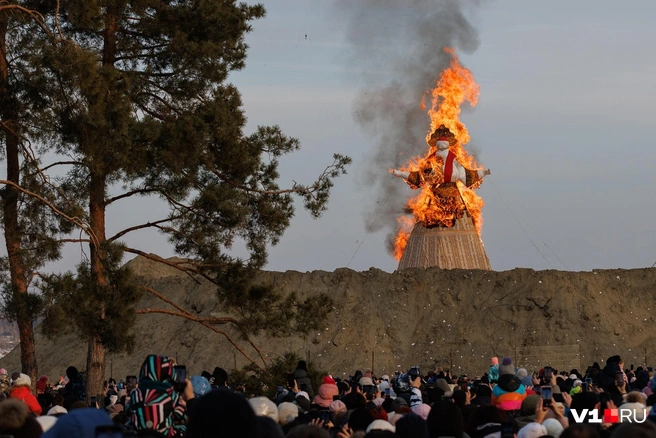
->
[187, 389, 260, 438]
[426, 400, 463, 438]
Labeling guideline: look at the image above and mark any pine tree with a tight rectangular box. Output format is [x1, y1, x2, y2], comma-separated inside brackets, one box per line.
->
[0, 1, 74, 385]
[31, 0, 350, 399]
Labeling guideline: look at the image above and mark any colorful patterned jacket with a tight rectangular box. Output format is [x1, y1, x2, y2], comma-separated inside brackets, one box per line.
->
[491, 375, 527, 411]
[126, 355, 187, 437]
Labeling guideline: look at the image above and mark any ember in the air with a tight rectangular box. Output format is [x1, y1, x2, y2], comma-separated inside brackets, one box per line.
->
[389, 49, 489, 261]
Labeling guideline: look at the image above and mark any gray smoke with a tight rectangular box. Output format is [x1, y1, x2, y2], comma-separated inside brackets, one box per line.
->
[334, 0, 480, 253]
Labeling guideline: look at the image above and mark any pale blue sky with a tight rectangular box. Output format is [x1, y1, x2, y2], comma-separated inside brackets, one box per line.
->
[18, 0, 656, 274]
[227, 0, 656, 273]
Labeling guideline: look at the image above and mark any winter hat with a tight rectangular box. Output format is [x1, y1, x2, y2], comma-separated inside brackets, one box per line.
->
[186, 389, 260, 438]
[412, 403, 431, 420]
[190, 375, 211, 398]
[295, 392, 311, 412]
[520, 395, 540, 416]
[249, 397, 278, 422]
[13, 373, 31, 387]
[42, 408, 114, 438]
[296, 360, 308, 372]
[257, 416, 285, 438]
[516, 368, 528, 379]
[378, 380, 390, 393]
[359, 376, 374, 387]
[0, 399, 43, 438]
[277, 402, 298, 426]
[37, 375, 49, 392]
[517, 422, 548, 438]
[395, 413, 429, 438]
[499, 357, 515, 376]
[521, 375, 534, 388]
[323, 375, 336, 385]
[490, 357, 499, 365]
[366, 419, 395, 433]
[381, 375, 390, 382]
[329, 400, 347, 414]
[542, 418, 564, 437]
[37, 416, 59, 433]
[47, 406, 68, 416]
[391, 397, 408, 411]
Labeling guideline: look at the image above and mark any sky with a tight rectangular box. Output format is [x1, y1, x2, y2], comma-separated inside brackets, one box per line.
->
[8, 0, 656, 275]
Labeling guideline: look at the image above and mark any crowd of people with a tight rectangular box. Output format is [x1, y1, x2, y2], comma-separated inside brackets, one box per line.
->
[1, 354, 656, 437]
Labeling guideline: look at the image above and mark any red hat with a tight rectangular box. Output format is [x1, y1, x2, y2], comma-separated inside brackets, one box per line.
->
[323, 375, 336, 385]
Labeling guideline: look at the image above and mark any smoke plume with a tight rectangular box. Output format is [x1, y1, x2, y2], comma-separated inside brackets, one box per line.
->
[334, 0, 480, 253]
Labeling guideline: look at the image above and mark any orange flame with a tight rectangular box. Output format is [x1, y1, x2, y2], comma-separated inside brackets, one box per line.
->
[393, 48, 485, 260]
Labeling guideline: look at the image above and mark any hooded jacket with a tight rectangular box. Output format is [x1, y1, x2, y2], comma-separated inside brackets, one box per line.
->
[126, 355, 187, 437]
[292, 369, 314, 398]
[10, 385, 43, 415]
[491, 375, 526, 411]
[312, 383, 338, 407]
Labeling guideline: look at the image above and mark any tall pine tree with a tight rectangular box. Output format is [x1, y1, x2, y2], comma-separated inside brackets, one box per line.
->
[34, 0, 350, 398]
[0, 1, 75, 384]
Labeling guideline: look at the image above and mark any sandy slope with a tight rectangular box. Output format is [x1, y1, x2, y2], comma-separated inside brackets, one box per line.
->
[1, 256, 655, 380]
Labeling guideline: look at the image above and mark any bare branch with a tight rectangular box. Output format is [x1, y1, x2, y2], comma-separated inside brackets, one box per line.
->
[39, 161, 86, 173]
[107, 216, 181, 242]
[0, 179, 98, 247]
[106, 188, 160, 205]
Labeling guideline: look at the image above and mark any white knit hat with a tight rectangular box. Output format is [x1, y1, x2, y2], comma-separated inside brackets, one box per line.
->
[249, 396, 278, 422]
[13, 373, 31, 387]
[278, 402, 298, 426]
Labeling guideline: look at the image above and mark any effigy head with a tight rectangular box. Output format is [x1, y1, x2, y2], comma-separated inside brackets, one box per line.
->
[428, 125, 457, 150]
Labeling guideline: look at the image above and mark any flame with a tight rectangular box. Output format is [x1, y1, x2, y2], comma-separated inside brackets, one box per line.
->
[393, 48, 486, 260]
[393, 216, 414, 261]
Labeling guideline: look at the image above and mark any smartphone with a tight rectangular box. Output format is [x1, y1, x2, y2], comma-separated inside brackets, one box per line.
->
[287, 373, 296, 389]
[631, 364, 634, 371]
[544, 367, 553, 380]
[385, 388, 391, 397]
[501, 422, 514, 438]
[541, 386, 552, 407]
[89, 396, 97, 407]
[582, 382, 588, 392]
[615, 371, 623, 385]
[319, 410, 332, 423]
[95, 425, 123, 438]
[173, 365, 186, 392]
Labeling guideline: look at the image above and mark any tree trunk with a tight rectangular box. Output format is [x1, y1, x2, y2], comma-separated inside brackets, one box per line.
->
[0, 9, 38, 386]
[86, 169, 108, 401]
[85, 6, 117, 402]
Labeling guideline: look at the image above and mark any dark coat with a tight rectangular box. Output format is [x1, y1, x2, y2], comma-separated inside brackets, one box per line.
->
[293, 368, 314, 398]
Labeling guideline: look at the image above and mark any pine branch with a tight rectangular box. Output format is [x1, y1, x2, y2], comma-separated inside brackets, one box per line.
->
[105, 188, 160, 205]
[0, 179, 98, 247]
[107, 216, 181, 242]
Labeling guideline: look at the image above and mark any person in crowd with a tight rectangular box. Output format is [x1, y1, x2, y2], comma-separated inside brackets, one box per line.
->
[125, 354, 191, 437]
[64, 366, 86, 401]
[491, 357, 527, 411]
[9, 373, 42, 415]
[294, 361, 315, 398]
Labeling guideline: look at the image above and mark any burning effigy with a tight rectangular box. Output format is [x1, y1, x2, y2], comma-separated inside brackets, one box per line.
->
[390, 49, 492, 270]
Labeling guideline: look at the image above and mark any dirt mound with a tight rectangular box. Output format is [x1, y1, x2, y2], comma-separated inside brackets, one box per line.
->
[2, 257, 655, 379]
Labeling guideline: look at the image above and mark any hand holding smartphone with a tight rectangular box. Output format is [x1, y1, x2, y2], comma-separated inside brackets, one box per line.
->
[540, 386, 552, 407]
[173, 365, 187, 393]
